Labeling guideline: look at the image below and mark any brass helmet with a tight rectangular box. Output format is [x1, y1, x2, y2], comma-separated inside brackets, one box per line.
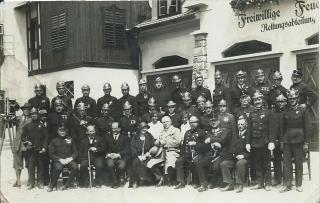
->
[196, 95, 206, 103]
[30, 107, 38, 114]
[123, 101, 132, 110]
[195, 73, 203, 80]
[77, 102, 87, 110]
[172, 75, 181, 83]
[252, 90, 263, 99]
[148, 97, 156, 106]
[56, 81, 65, 89]
[215, 70, 222, 78]
[182, 92, 191, 100]
[103, 82, 111, 90]
[139, 79, 147, 85]
[235, 70, 247, 77]
[54, 98, 63, 107]
[204, 100, 213, 108]
[255, 69, 264, 77]
[121, 82, 130, 90]
[81, 84, 90, 90]
[155, 76, 163, 83]
[287, 89, 299, 99]
[273, 71, 283, 80]
[167, 100, 176, 107]
[34, 83, 43, 91]
[102, 103, 110, 110]
[275, 93, 287, 102]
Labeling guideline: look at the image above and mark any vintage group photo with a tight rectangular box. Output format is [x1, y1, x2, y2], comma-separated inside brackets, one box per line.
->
[0, 0, 318, 202]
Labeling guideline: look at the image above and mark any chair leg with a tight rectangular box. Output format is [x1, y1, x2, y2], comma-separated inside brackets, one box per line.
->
[308, 151, 311, 181]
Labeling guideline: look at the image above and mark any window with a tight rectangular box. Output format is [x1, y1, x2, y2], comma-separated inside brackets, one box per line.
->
[103, 5, 126, 48]
[30, 18, 39, 59]
[306, 33, 319, 45]
[154, 55, 188, 69]
[158, 0, 182, 18]
[65, 81, 74, 98]
[51, 11, 67, 50]
[222, 40, 272, 58]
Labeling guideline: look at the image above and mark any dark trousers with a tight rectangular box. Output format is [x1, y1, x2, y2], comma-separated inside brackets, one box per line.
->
[194, 155, 211, 187]
[220, 158, 247, 185]
[252, 146, 271, 186]
[106, 158, 126, 184]
[273, 144, 283, 183]
[43, 152, 50, 185]
[283, 143, 304, 187]
[131, 158, 151, 183]
[175, 156, 189, 184]
[49, 160, 78, 188]
[210, 156, 222, 185]
[79, 156, 105, 186]
[27, 151, 45, 186]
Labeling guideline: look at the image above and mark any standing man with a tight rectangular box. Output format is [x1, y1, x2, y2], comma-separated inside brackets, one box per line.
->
[178, 92, 199, 117]
[95, 103, 114, 137]
[12, 103, 32, 188]
[269, 71, 288, 110]
[165, 100, 181, 129]
[119, 101, 140, 138]
[171, 75, 187, 107]
[290, 69, 317, 109]
[47, 127, 78, 192]
[212, 70, 231, 110]
[21, 107, 48, 190]
[233, 94, 255, 120]
[252, 69, 272, 108]
[245, 91, 275, 191]
[135, 79, 153, 117]
[104, 122, 130, 188]
[279, 90, 311, 193]
[96, 82, 118, 118]
[74, 84, 97, 118]
[118, 82, 138, 118]
[230, 70, 254, 111]
[28, 84, 51, 115]
[141, 97, 158, 123]
[190, 74, 212, 105]
[151, 76, 170, 111]
[217, 99, 237, 137]
[51, 81, 73, 112]
[200, 101, 214, 132]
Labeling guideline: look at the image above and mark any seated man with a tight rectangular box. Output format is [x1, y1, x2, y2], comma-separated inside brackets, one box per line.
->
[105, 122, 130, 188]
[130, 122, 155, 188]
[78, 125, 106, 188]
[220, 116, 249, 193]
[47, 127, 78, 192]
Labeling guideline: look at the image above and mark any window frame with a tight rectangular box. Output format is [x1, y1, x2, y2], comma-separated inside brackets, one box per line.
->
[157, 0, 182, 19]
[50, 10, 68, 51]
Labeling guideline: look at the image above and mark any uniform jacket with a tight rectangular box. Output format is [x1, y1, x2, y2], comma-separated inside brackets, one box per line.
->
[47, 111, 71, 141]
[230, 130, 249, 160]
[28, 96, 51, 113]
[78, 136, 106, 161]
[74, 96, 97, 118]
[233, 105, 255, 120]
[119, 114, 140, 137]
[268, 85, 288, 109]
[13, 115, 32, 152]
[150, 87, 170, 109]
[208, 127, 232, 159]
[181, 127, 207, 157]
[230, 84, 254, 110]
[218, 112, 237, 137]
[96, 94, 118, 118]
[51, 95, 73, 111]
[104, 132, 130, 159]
[290, 82, 317, 108]
[70, 115, 94, 141]
[117, 95, 139, 117]
[130, 132, 155, 158]
[246, 108, 275, 147]
[200, 113, 213, 132]
[49, 136, 77, 161]
[171, 87, 187, 107]
[135, 92, 153, 116]
[213, 84, 231, 109]
[21, 120, 48, 151]
[282, 106, 311, 144]
[166, 112, 182, 128]
[94, 116, 114, 137]
[191, 86, 212, 104]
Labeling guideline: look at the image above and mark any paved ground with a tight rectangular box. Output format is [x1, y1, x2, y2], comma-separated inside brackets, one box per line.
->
[0, 140, 319, 203]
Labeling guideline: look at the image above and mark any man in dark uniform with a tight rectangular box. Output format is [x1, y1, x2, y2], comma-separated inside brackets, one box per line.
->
[190, 74, 212, 105]
[78, 125, 106, 188]
[170, 75, 187, 107]
[119, 101, 140, 139]
[51, 81, 73, 112]
[141, 97, 158, 123]
[135, 79, 153, 117]
[279, 89, 311, 193]
[252, 69, 272, 108]
[47, 127, 78, 192]
[47, 99, 71, 142]
[200, 101, 214, 132]
[245, 91, 275, 191]
[118, 83, 139, 118]
[213, 70, 231, 110]
[96, 82, 118, 118]
[196, 95, 207, 117]
[174, 116, 207, 190]
[230, 70, 254, 112]
[233, 94, 255, 120]
[290, 69, 317, 109]
[21, 107, 48, 190]
[74, 84, 97, 118]
[70, 102, 94, 145]
[105, 122, 130, 188]
[220, 116, 249, 193]
[271, 93, 287, 186]
[165, 100, 181, 128]
[178, 92, 199, 117]
[268, 71, 288, 110]
[28, 84, 51, 115]
[150, 76, 170, 111]
[95, 103, 114, 137]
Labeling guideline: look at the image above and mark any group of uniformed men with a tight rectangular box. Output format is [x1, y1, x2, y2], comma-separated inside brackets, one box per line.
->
[10, 67, 317, 193]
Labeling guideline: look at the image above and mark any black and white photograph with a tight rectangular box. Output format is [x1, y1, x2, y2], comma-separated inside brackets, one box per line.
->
[0, 0, 319, 202]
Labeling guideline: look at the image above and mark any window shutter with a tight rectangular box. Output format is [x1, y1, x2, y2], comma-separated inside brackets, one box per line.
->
[51, 11, 67, 50]
[103, 6, 125, 48]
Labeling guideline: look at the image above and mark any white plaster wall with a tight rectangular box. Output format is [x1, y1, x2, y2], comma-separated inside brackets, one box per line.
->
[197, 0, 318, 89]
[139, 22, 199, 72]
[28, 67, 139, 104]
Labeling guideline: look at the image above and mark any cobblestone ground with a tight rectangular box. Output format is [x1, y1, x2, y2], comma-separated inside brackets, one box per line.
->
[0, 140, 319, 203]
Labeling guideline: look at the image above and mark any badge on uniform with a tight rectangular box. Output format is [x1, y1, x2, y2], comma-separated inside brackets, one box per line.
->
[42, 100, 46, 103]
[65, 138, 71, 144]
[86, 104, 91, 109]
[296, 111, 299, 114]
[260, 114, 265, 119]
[131, 120, 136, 125]
[223, 117, 229, 122]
